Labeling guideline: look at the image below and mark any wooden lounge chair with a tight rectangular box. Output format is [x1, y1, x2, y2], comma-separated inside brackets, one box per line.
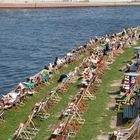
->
[49, 91, 61, 104]
[33, 102, 50, 120]
[78, 101, 87, 113]
[13, 122, 32, 140]
[82, 81, 96, 101]
[24, 115, 39, 139]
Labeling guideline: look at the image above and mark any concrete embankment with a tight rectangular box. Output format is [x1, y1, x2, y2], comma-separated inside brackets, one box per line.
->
[0, 2, 140, 8]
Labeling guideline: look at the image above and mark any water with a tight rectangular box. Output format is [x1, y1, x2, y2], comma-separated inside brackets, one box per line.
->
[0, 6, 140, 96]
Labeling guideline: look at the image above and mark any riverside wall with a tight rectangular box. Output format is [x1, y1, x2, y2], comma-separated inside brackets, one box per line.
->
[0, 0, 140, 8]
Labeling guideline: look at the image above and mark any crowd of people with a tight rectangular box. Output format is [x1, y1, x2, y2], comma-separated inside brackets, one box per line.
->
[1, 27, 140, 140]
[0, 43, 85, 110]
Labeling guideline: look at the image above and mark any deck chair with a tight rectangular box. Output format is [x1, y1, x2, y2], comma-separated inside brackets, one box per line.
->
[62, 80, 70, 90]
[0, 108, 4, 121]
[60, 73, 77, 92]
[69, 120, 80, 132]
[56, 80, 69, 94]
[94, 76, 102, 84]
[43, 93, 60, 111]
[68, 76, 78, 85]
[13, 123, 32, 140]
[67, 130, 76, 138]
[89, 82, 96, 93]
[96, 68, 104, 78]
[78, 101, 87, 113]
[33, 102, 50, 120]
[74, 112, 85, 125]
[116, 94, 129, 109]
[13, 125, 25, 140]
[51, 121, 67, 139]
[49, 91, 61, 104]
[24, 115, 39, 139]
[67, 113, 84, 135]
[82, 86, 96, 100]
[57, 117, 76, 140]
[68, 119, 80, 135]
[72, 94, 87, 113]
[106, 53, 114, 62]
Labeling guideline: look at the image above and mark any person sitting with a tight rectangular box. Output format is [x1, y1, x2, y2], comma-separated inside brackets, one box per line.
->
[12, 123, 24, 140]
[41, 69, 49, 83]
[81, 79, 89, 88]
[57, 74, 68, 83]
[18, 82, 34, 95]
[23, 79, 34, 89]
[2, 91, 20, 108]
[54, 57, 58, 67]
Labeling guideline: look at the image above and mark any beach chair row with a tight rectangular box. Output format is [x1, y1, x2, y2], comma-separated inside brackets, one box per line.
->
[49, 52, 115, 140]
[10, 52, 90, 140]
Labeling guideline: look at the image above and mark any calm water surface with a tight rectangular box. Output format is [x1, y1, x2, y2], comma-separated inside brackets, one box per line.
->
[0, 6, 140, 95]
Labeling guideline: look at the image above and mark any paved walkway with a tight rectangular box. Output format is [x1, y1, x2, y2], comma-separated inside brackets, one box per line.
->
[0, 1, 140, 8]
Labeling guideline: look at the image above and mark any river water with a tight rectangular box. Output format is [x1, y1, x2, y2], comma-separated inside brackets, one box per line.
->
[0, 6, 140, 96]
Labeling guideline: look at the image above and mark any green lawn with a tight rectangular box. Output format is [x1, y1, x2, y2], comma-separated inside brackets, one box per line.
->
[74, 43, 140, 140]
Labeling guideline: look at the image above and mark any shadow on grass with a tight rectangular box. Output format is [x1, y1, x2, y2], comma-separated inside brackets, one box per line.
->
[108, 90, 120, 95]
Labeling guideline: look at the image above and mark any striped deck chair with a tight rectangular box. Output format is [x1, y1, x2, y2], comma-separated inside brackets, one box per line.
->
[62, 79, 70, 90]
[62, 70, 78, 90]
[33, 101, 50, 120]
[74, 112, 85, 125]
[73, 93, 87, 113]
[68, 113, 85, 135]
[40, 92, 61, 111]
[78, 100, 87, 113]
[56, 80, 69, 94]
[49, 91, 61, 104]
[94, 77, 102, 88]
[13, 123, 32, 140]
[0, 108, 4, 121]
[57, 116, 76, 140]
[68, 119, 80, 133]
[13, 121, 37, 140]
[82, 81, 96, 101]
[51, 122, 66, 139]
[23, 115, 39, 139]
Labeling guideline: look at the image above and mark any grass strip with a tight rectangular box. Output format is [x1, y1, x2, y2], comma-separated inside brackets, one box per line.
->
[74, 42, 140, 140]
